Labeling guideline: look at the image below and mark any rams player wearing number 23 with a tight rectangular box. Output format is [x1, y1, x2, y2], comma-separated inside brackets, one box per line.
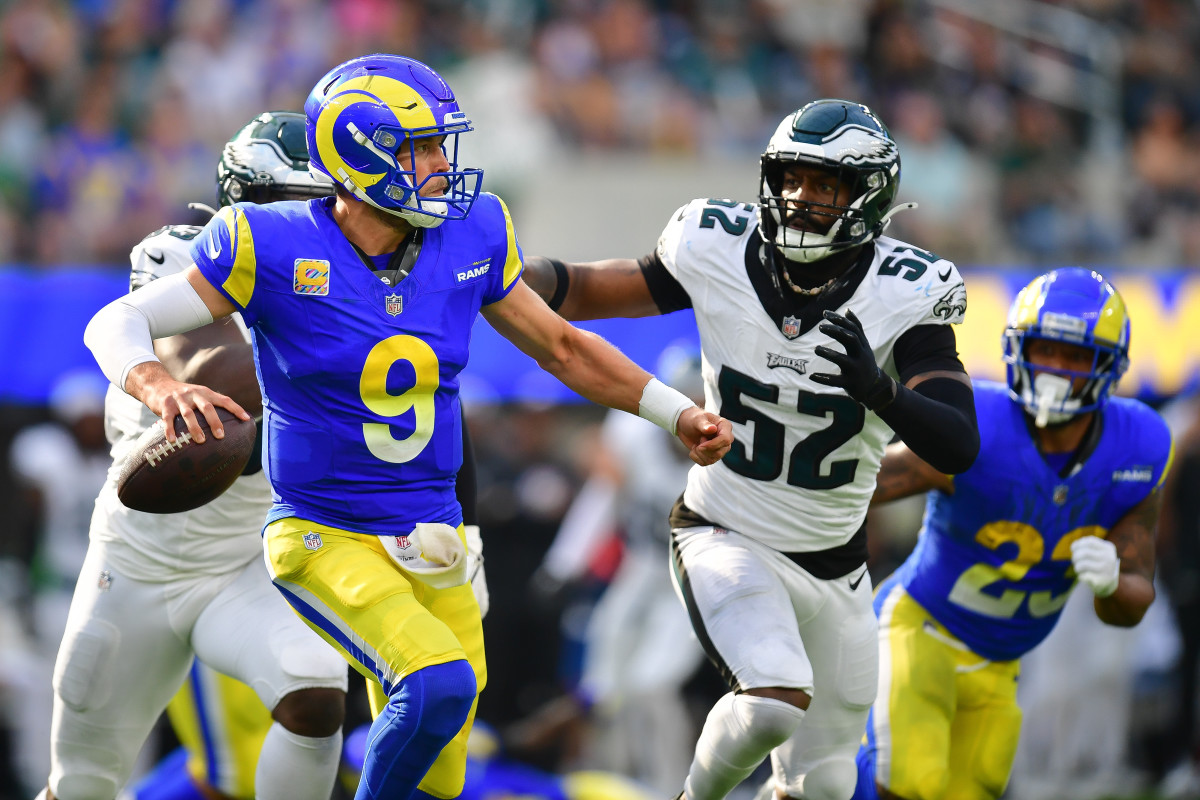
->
[854, 268, 1172, 800]
[83, 53, 732, 800]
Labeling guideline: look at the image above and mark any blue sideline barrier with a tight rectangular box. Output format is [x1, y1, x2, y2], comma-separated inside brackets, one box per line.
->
[2, 266, 1197, 406]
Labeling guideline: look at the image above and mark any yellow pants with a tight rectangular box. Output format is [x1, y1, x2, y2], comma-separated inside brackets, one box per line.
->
[265, 517, 486, 798]
[868, 582, 1021, 800]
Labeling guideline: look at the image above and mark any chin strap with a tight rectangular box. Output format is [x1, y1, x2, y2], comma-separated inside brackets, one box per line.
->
[878, 202, 918, 232]
[187, 202, 220, 218]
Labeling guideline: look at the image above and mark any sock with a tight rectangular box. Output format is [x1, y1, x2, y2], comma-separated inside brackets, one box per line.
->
[683, 693, 806, 800]
[356, 660, 477, 800]
[254, 723, 343, 800]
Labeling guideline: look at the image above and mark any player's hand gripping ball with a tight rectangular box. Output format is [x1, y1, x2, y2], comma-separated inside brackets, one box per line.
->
[117, 408, 257, 514]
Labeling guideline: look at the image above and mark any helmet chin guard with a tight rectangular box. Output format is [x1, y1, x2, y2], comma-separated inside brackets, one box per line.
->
[1027, 373, 1076, 428]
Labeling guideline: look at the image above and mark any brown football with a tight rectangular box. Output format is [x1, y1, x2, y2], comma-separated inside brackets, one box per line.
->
[117, 408, 257, 514]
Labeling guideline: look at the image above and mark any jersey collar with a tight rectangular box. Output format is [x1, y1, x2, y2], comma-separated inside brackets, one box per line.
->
[744, 232, 873, 341]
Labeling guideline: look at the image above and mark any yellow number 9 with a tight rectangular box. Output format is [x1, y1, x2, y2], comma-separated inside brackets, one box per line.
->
[360, 335, 439, 463]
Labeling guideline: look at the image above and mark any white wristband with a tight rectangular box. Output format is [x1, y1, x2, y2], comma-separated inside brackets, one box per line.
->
[638, 378, 694, 435]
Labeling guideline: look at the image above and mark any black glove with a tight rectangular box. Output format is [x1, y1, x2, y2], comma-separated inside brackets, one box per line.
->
[812, 309, 897, 410]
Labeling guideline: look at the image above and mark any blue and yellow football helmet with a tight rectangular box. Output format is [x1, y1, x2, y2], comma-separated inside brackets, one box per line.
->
[1002, 267, 1131, 426]
[304, 53, 483, 228]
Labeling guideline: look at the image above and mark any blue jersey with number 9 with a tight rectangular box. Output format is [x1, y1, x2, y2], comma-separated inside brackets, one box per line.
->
[191, 194, 522, 534]
[895, 380, 1172, 661]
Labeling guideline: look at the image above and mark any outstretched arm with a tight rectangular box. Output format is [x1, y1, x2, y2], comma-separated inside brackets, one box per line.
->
[482, 280, 731, 465]
[871, 441, 955, 504]
[521, 254, 688, 321]
[1072, 490, 1159, 626]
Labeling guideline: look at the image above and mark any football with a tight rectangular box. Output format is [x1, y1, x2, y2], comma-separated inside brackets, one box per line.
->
[117, 408, 257, 514]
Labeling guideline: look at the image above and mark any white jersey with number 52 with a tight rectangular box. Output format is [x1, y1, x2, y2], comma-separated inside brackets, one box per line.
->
[657, 198, 967, 552]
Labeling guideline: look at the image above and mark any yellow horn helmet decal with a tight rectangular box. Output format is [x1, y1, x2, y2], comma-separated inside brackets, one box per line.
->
[1009, 274, 1048, 330]
[314, 75, 439, 190]
[1093, 288, 1129, 346]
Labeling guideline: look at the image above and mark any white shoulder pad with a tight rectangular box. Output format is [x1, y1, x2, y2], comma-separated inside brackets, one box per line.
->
[654, 198, 710, 279]
[872, 237, 967, 326]
[129, 224, 205, 291]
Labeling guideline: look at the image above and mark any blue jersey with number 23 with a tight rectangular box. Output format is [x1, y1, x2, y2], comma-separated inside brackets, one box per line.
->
[894, 380, 1172, 661]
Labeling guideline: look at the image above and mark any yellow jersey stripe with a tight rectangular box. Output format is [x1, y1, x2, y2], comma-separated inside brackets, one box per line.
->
[221, 206, 257, 307]
[496, 197, 522, 290]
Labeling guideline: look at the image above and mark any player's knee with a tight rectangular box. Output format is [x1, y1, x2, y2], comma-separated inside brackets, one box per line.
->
[402, 660, 476, 741]
[729, 692, 807, 750]
[745, 686, 811, 712]
[789, 758, 858, 800]
[273, 687, 346, 738]
[52, 772, 120, 800]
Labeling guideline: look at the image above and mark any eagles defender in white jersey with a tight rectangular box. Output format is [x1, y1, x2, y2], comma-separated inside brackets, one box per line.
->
[41, 112, 350, 800]
[522, 100, 980, 800]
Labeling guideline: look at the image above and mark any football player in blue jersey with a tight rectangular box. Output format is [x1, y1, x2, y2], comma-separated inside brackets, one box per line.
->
[338, 721, 661, 800]
[38, 112, 350, 800]
[116, 110, 491, 800]
[851, 267, 1172, 800]
[84, 53, 733, 800]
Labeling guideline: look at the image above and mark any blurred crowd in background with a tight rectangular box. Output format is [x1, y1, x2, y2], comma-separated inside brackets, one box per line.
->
[5, 0, 1200, 798]
[1, 0, 1200, 267]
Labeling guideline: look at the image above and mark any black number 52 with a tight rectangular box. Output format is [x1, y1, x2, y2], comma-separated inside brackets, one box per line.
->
[717, 365, 864, 490]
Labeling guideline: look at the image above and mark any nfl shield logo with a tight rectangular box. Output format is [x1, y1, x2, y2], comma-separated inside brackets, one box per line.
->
[303, 532, 323, 551]
[781, 315, 801, 340]
[385, 293, 403, 316]
[395, 534, 411, 550]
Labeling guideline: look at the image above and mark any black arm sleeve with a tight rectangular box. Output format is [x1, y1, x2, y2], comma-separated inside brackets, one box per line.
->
[876, 377, 979, 475]
[637, 251, 692, 313]
[893, 324, 965, 383]
[455, 405, 478, 525]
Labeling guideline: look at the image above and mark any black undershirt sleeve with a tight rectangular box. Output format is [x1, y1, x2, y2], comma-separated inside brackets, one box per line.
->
[638, 251, 693, 314]
[877, 324, 979, 474]
[892, 324, 965, 383]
